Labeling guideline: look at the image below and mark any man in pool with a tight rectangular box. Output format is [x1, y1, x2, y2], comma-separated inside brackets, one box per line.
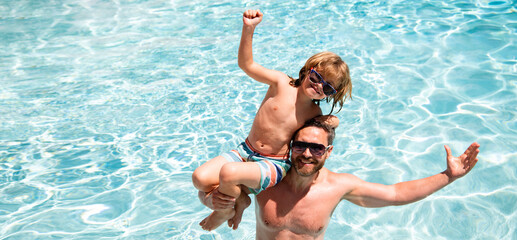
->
[205, 117, 480, 239]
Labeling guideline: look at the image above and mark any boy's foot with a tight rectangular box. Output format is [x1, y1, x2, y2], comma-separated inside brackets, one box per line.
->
[199, 208, 235, 231]
[228, 193, 251, 230]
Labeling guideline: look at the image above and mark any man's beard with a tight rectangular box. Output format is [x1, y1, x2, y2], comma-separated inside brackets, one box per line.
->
[293, 156, 324, 177]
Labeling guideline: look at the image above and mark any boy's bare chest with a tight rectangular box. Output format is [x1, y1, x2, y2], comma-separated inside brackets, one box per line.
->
[258, 94, 317, 122]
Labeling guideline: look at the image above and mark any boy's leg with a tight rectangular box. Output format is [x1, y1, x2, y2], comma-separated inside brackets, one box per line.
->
[228, 186, 252, 230]
[218, 162, 262, 197]
[200, 162, 261, 231]
[192, 155, 230, 192]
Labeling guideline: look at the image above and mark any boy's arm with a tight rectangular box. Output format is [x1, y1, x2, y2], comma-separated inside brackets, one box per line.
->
[342, 142, 480, 207]
[238, 9, 286, 85]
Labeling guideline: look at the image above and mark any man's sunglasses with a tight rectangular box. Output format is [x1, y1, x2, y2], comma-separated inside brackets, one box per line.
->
[309, 68, 337, 96]
[291, 141, 331, 157]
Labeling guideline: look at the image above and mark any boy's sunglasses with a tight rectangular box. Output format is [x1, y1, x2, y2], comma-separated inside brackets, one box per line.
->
[291, 141, 331, 157]
[309, 68, 337, 96]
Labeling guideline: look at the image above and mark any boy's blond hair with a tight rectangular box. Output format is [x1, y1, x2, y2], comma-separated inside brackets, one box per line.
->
[290, 51, 352, 113]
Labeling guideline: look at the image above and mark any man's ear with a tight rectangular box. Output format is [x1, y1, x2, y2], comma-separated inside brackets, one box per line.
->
[326, 145, 333, 156]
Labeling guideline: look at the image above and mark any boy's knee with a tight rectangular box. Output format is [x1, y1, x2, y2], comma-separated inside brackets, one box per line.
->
[192, 168, 210, 190]
[219, 163, 239, 185]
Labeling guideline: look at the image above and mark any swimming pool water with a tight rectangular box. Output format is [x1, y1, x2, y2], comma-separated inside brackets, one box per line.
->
[1, 0, 516, 239]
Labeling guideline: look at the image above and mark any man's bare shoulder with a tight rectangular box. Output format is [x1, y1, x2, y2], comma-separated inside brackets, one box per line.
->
[312, 169, 361, 200]
[321, 168, 363, 187]
[324, 168, 354, 178]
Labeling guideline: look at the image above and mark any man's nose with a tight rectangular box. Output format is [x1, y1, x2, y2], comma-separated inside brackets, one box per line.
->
[302, 147, 312, 157]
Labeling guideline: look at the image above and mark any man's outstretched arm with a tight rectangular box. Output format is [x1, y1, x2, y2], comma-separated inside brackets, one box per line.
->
[343, 142, 480, 207]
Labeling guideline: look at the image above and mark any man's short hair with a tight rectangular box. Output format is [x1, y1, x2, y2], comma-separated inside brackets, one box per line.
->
[291, 116, 336, 145]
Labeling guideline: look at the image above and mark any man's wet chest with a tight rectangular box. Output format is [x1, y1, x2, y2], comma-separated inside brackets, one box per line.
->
[257, 189, 341, 235]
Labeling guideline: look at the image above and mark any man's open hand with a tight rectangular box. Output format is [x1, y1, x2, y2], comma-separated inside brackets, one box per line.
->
[444, 142, 480, 181]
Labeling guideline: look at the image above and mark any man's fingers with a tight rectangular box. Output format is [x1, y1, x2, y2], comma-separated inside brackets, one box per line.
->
[464, 142, 480, 156]
[213, 199, 235, 207]
[465, 143, 480, 164]
[463, 143, 480, 171]
[213, 200, 233, 206]
[213, 203, 235, 210]
[444, 145, 452, 158]
[471, 157, 479, 169]
[214, 194, 236, 202]
[212, 191, 236, 210]
[468, 143, 480, 157]
[469, 150, 480, 168]
[212, 189, 236, 200]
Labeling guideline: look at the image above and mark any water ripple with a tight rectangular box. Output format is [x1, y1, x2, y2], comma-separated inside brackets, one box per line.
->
[1, 0, 516, 239]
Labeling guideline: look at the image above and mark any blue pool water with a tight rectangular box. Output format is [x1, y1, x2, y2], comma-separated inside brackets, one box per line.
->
[1, 0, 516, 239]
